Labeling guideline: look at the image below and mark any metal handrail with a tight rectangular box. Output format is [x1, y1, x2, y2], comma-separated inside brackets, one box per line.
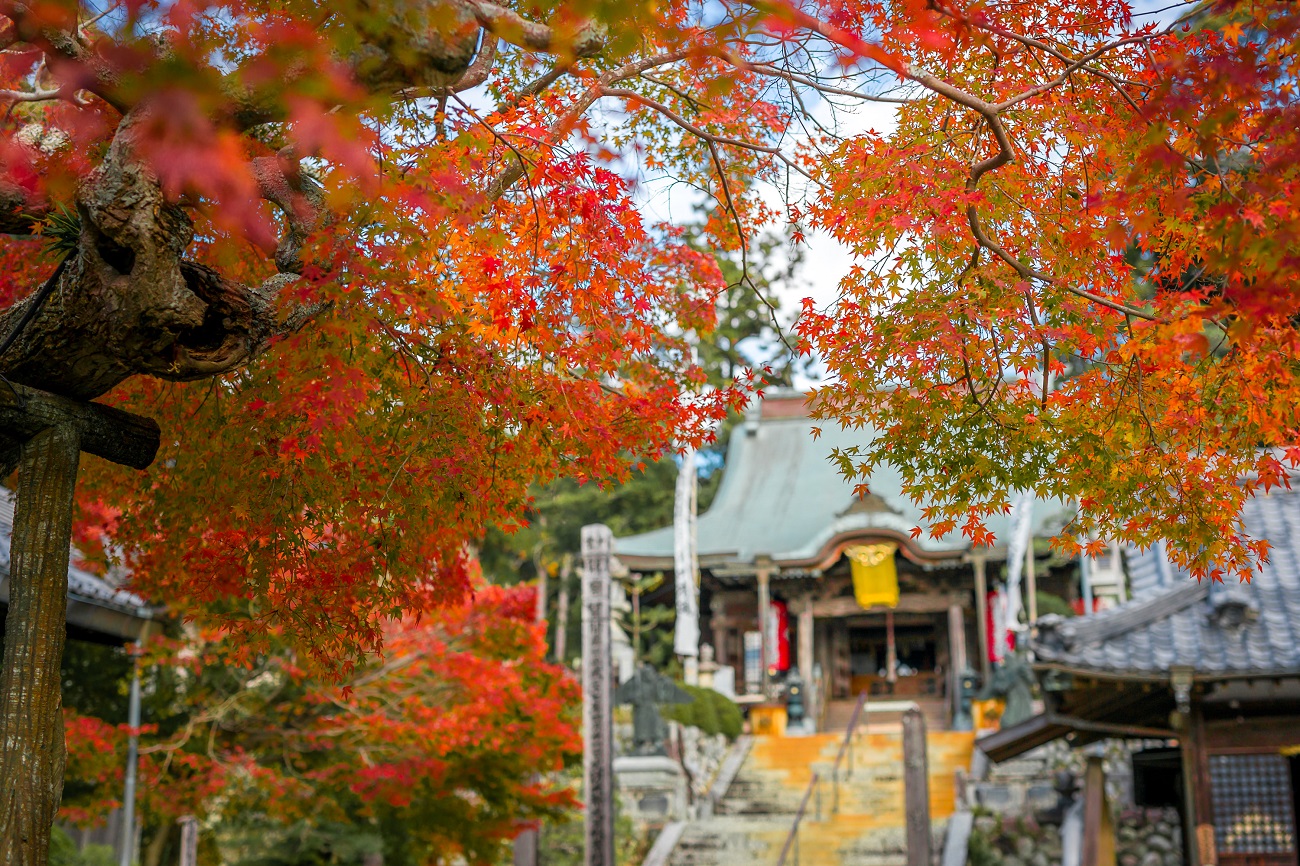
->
[775, 771, 820, 866]
[831, 689, 870, 813]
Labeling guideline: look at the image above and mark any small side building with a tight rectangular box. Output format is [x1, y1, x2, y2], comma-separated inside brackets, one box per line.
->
[0, 489, 155, 647]
[979, 486, 1300, 866]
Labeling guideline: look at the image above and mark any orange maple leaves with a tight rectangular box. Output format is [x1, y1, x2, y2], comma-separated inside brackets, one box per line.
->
[800, 0, 1300, 581]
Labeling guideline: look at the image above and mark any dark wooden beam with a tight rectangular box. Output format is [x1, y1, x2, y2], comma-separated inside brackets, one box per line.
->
[802, 591, 967, 618]
[0, 381, 159, 470]
[1050, 714, 1175, 740]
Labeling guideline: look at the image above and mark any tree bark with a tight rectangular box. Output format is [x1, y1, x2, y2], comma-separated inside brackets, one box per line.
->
[0, 425, 81, 866]
[0, 114, 300, 402]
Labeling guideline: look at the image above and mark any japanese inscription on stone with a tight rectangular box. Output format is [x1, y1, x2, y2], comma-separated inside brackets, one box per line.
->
[581, 524, 615, 866]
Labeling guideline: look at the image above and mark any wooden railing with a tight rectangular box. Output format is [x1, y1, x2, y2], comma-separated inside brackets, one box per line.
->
[831, 689, 870, 814]
[775, 771, 820, 866]
[776, 690, 871, 865]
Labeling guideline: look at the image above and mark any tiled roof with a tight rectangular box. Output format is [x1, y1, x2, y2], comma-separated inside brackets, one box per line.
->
[616, 391, 1071, 569]
[0, 488, 155, 641]
[1033, 487, 1300, 679]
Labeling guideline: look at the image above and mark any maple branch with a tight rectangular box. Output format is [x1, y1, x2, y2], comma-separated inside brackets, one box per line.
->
[453, 33, 498, 92]
[397, 34, 501, 100]
[903, 64, 1155, 322]
[76, 1, 120, 44]
[599, 87, 817, 185]
[735, 57, 914, 105]
[466, 0, 606, 58]
[0, 0, 127, 112]
[0, 85, 79, 104]
[990, 34, 1156, 113]
[483, 49, 696, 202]
[252, 150, 325, 274]
[704, 139, 798, 358]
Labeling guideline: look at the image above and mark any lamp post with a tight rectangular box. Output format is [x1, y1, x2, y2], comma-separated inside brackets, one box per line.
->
[120, 616, 153, 866]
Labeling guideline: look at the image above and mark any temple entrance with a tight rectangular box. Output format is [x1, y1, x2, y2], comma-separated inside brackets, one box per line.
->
[846, 616, 943, 699]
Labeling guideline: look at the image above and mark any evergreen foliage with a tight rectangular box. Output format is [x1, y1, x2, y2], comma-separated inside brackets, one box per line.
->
[662, 686, 743, 741]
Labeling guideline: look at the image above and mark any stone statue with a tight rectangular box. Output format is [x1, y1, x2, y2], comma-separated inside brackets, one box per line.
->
[981, 651, 1037, 729]
[615, 663, 694, 755]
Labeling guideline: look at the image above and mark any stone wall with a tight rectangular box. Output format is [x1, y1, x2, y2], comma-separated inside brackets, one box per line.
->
[677, 724, 730, 801]
[971, 740, 1139, 816]
[969, 807, 1183, 866]
[611, 720, 732, 824]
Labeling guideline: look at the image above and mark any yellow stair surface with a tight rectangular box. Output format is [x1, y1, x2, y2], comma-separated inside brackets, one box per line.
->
[670, 728, 975, 866]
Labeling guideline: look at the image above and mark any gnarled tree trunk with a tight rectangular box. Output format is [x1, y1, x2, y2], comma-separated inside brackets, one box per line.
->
[0, 425, 81, 866]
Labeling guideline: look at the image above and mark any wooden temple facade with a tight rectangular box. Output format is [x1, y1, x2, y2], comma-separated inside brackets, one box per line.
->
[616, 391, 1076, 729]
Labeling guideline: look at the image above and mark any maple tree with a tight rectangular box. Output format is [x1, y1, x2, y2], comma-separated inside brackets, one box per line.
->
[0, 0, 1297, 858]
[60, 584, 579, 866]
[797, 0, 1300, 581]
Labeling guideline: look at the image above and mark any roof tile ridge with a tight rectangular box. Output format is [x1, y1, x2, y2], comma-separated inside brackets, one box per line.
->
[1040, 579, 1210, 652]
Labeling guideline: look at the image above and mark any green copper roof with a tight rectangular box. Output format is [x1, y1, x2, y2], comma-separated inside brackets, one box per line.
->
[615, 392, 1071, 571]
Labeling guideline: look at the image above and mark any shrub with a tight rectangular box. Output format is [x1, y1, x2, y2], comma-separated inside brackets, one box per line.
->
[663, 685, 742, 741]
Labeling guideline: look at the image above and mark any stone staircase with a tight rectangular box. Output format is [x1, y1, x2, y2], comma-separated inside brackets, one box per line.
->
[822, 697, 949, 732]
[668, 730, 975, 866]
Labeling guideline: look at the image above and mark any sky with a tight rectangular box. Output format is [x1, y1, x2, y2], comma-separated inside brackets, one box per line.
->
[624, 0, 1194, 388]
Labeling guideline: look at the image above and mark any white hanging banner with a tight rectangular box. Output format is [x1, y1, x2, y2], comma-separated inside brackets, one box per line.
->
[1003, 491, 1034, 633]
[673, 447, 700, 657]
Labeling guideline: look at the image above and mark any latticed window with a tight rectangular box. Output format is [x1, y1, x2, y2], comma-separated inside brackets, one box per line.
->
[1209, 753, 1297, 860]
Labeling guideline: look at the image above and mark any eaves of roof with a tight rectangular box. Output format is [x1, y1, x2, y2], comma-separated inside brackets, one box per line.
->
[1030, 486, 1300, 681]
[616, 391, 1070, 571]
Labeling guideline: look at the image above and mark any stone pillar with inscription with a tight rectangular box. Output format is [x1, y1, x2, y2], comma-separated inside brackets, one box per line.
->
[581, 524, 615, 866]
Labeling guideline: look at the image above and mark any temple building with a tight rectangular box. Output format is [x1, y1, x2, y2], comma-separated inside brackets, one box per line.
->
[616, 391, 1081, 729]
[979, 486, 1300, 866]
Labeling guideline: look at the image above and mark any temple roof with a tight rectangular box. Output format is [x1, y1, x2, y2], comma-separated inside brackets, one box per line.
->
[1033, 485, 1300, 681]
[0, 489, 156, 644]
[616, 391, 1071, 572]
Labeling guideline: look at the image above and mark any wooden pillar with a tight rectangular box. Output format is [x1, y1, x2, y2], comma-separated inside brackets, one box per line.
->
[0, 385, 159, 866]
[554, 554, 571, 663]
[756, 557, 772, 696]
[1082, 753, 1116, 866]
[797, 599, 814, 684]
[535, 555, 548, 626]
[178, 816, 199, 866]
[885, 609, 898, 684]
[1184, 704, 1214, 866]
[902, 707, 932, 866]
[512, 827, 538, 866]
[815, 620, 831, 700]
[947, 604, 967, 723]
[0, 425, 81, 866]
[972, 553, 990, 682]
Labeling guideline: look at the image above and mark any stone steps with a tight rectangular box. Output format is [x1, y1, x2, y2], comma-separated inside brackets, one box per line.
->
[666, 731, 974, 866]
[822, 698, 949, 733]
